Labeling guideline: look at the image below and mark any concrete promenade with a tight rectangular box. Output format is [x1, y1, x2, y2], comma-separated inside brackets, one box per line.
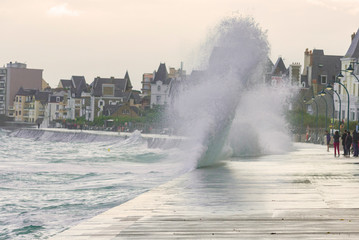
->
[51, 143, 359, 239]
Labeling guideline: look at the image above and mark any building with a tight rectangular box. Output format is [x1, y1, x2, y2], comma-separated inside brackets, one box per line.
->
[334, 29, 359, 122]
[141, 73, 153, 96]
[57, 76, 89, 120]
[150, 63, 173, 107]
[0, 62, 43, 118]
[47, 90, 68, 123]
[301, 49, 342, 90]
[265, 57, 301, 87]
[90, 72, 133, 121]
[13, 88, 50, 123]
[0, 69, 6, 115]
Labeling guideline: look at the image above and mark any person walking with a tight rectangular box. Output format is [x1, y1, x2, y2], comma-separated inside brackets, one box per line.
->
[342, 130, 348, 156]
[325, 130, 331, 152]
[353, 130, 359, 157]
[333, 131, 340, 157]
[346, 131, 353, 157]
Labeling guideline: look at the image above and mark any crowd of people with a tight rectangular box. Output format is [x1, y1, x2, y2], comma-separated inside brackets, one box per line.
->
[327, 129, 359, 157]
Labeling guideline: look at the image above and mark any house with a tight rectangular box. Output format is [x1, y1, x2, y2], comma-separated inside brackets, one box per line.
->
[13, 88, 37, 122]
[269, 57, 287, 86]
[13, 87, 50, 123]
[334, 29, 359, 121]
[47, 90, 68, 123]
[264, 57, 301, 87]
[301, 48, 342, 89]
[90, 71, 133, 120]
[150, 63, 173, 107]
[57, 76, 89, 120]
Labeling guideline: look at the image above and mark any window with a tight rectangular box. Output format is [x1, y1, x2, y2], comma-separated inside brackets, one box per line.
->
[19, 111, 21, 115]
[157, 85, 161, 91]
[56, 105, 59, 110]
[102, 84, 115, 96]
[56, 97, 60, 102]
[320, 75, 327, 84]
[156, 95, 161, 103]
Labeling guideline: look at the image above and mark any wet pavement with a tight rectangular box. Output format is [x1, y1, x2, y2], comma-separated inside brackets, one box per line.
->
[51, 143, 359, 239]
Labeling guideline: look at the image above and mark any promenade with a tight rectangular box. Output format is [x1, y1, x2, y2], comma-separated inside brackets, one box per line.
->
[51, 143, 359, 239]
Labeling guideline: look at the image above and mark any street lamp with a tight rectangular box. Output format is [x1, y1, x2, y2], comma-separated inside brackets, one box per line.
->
[326, 83, 342, 133]
[318, 90, 328, 132]
[335, 75, 350, 131]
[311, 96, 319, 142]
[338, 62, 359, 82]
[301, 97, 307, 137]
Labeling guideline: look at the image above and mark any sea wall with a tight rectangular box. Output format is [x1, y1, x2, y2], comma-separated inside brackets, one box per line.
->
[7, 128, 185, 149]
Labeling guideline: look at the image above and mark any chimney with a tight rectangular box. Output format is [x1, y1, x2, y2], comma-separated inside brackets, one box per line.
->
[352, 32, 356, 41]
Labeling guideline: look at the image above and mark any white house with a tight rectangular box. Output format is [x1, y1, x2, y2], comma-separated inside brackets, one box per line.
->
[150, 63, 173, 107]
[334, 29, 359, 122]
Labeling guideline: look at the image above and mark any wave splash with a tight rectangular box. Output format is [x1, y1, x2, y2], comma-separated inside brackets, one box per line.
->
[169, 16, 292, 168]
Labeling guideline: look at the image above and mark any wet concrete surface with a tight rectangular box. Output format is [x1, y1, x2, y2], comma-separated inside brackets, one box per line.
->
[51, 143, 359, 239]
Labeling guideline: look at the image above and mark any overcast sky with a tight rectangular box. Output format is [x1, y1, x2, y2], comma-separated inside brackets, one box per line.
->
[1, 0, 359, 89]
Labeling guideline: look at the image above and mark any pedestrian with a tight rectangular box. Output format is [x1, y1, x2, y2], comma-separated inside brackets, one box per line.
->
[342, 130, 348, 156]
[353, 129, 359, 157]
[325, 130, 330, 152]
[346, 131, 352, 157]
[333, 131, 340, 157]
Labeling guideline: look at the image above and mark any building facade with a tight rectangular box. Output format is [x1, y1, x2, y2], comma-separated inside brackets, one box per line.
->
[150, 63, 173, 107]
[0, 62, 43, 118]
[334, 29, 359, 122]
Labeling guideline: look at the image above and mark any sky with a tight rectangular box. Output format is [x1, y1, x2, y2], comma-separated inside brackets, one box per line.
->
[1, 0, 359, 90]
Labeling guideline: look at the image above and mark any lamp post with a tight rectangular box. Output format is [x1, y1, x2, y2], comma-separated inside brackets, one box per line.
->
[311, 96, 319, 142]
[301, 97, 307, 136]
[335, 75, 350, 131]
[326, 84, 342, 133]
[319, 90, 328, 132]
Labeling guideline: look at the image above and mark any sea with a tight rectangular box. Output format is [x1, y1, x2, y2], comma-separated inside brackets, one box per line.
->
[0, 128, 190, 240]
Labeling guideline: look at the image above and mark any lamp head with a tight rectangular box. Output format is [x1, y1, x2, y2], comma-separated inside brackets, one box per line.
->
[337, 72, 344, 79]
[326, 83, 333, 90]
[347, 64, 354, 73]
[319, 90, 326, 96]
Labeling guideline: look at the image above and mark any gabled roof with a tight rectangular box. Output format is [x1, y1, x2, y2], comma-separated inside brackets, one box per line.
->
[60, 79, 74, 89]
[16, 87, 37, 96]
[71, 76, 87, 98]
[124, 71, 133, 91]
[35, 91, 51, 105]
[91, 77, 128, 98]
[123, 91, 142, 104]
[153, 63, 168, 83]
[345, 29, 359, 58]
[103, 104, 140, 116]
[271, 57, 287, 75]
[72, 76, 85, 88]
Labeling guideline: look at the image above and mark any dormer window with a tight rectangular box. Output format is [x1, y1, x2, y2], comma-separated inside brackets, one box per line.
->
[56, 97, 60, 102]
[102, 84, 115, 97]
